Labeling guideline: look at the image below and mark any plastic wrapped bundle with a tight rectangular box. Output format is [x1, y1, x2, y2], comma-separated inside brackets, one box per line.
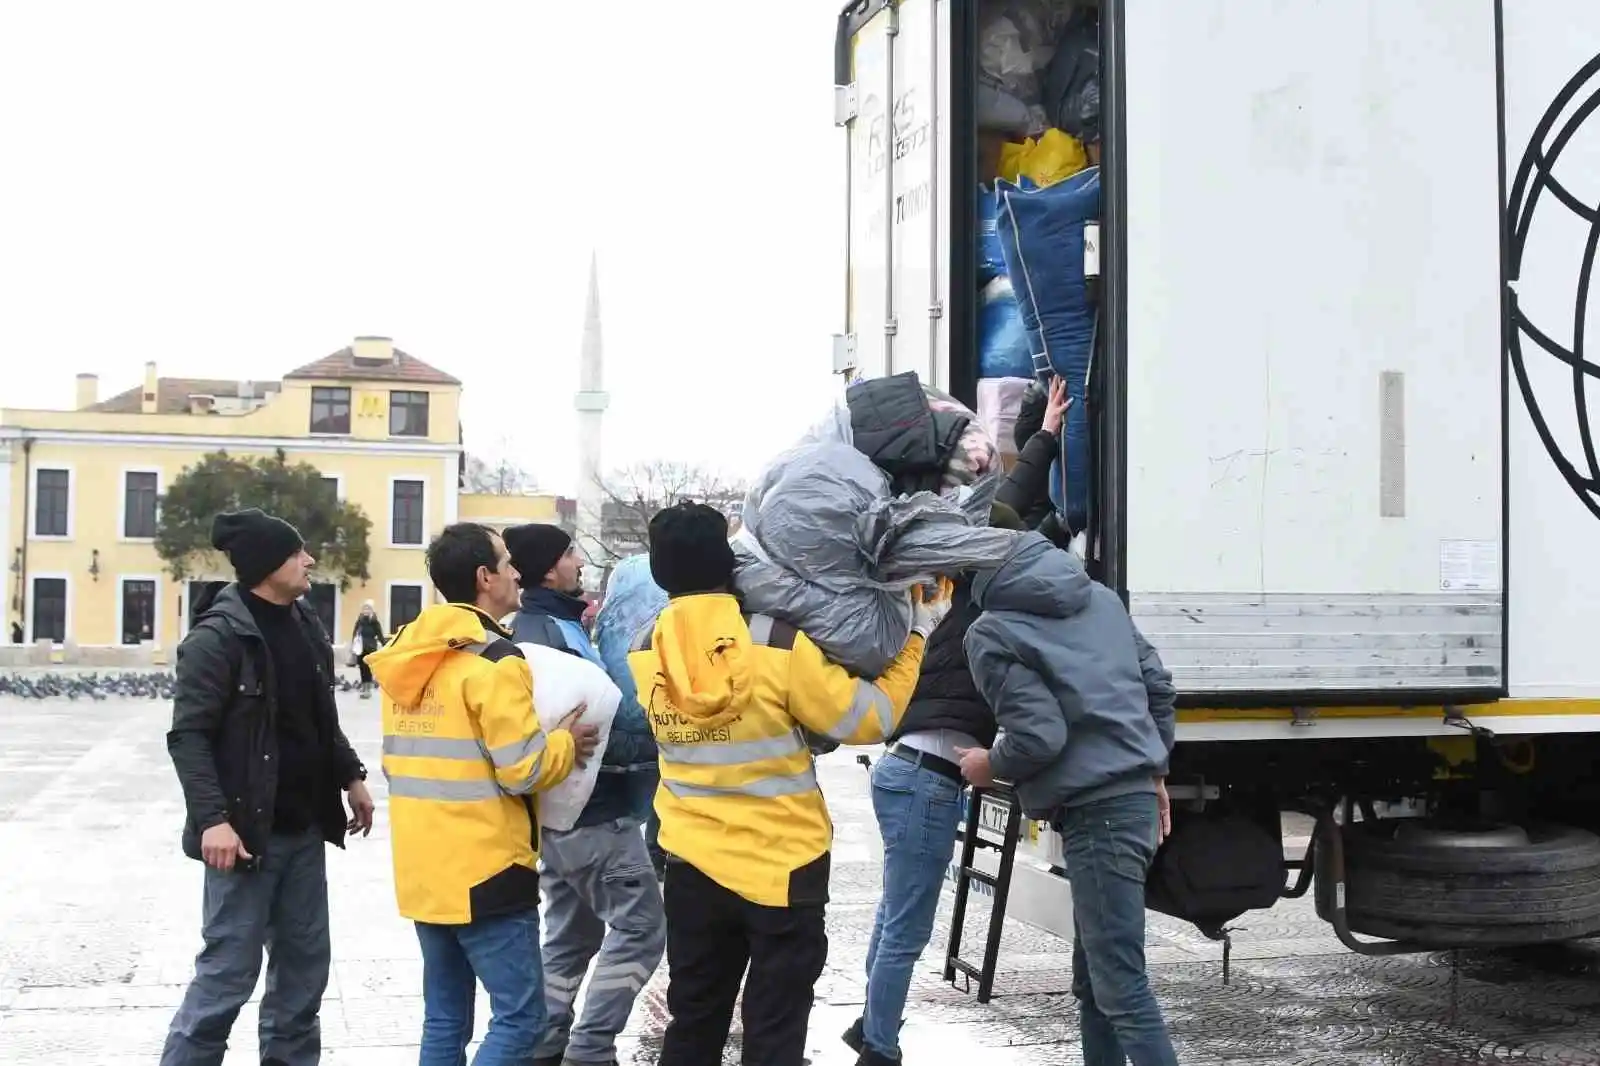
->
[977, 0, 1073, 133]
[734, 387, 1022, 677]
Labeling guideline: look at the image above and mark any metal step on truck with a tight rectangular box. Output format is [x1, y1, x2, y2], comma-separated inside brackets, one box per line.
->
[834, 0, 1600, 994]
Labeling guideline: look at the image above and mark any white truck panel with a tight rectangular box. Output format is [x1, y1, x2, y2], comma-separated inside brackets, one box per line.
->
[845, 0, 952, 392]
[1502, 1, 1600, 698]
[1121, 0, 1505, 694]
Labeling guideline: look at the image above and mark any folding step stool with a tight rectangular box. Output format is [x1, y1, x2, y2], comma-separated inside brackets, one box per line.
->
[944, 784, 1024, 1004]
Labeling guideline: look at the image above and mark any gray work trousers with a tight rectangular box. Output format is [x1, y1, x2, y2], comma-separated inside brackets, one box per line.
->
[536, 817, 666, 1064]
[159, 828, 331, 1066]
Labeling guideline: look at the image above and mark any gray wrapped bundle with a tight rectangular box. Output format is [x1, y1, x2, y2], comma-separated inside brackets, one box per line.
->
[732, 440, 1020, 678]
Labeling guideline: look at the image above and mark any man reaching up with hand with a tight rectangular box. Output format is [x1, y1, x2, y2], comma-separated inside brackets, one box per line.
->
[958, 531, 1179, 1066]
[368, 522, 600, 1066]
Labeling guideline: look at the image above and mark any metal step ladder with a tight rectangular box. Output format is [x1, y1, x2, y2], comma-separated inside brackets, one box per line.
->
[944, 784, 1024, 1004]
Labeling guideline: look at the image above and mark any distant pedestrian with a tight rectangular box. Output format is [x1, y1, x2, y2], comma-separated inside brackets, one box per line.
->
[161, 509, 376, 1066]
[349, 600, 385, 699]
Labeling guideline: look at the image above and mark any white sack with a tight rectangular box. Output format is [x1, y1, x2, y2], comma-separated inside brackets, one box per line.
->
[517, 642, 621, 832]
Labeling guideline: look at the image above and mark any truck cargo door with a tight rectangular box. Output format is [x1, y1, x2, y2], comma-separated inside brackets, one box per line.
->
[1116, 0, 1505, 698]
[839, 0, 953, 393]
[1501, 2, 1600, 699]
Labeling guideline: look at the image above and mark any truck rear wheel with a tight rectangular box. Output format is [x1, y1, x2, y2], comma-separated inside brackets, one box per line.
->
[1327, 820, 1600, 947]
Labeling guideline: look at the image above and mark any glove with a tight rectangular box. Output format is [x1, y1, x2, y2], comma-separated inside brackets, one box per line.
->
[910, 577, 956, 639]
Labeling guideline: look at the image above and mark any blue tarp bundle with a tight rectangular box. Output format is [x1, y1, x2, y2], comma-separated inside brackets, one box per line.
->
[995, 165, 1100, 530]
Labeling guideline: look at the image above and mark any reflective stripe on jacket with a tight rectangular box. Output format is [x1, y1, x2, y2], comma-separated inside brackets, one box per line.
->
[367, 603, 578, 924]
[628, 593, 927, 907]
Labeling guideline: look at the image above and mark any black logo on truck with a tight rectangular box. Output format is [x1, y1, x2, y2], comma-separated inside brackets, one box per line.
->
[1507, 54, 1600, 520]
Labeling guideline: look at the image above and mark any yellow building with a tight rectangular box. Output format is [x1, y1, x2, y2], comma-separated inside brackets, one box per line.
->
[1, 336, 561, 655]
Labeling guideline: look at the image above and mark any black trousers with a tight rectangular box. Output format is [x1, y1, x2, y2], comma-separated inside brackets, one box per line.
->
[356, 651, 373, 685]
[659, 860, 828, 1066]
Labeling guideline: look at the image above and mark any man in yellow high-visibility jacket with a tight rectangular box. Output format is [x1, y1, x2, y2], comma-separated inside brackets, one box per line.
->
[368, 522, 598, 1066]
[628, 503, 953, 1066]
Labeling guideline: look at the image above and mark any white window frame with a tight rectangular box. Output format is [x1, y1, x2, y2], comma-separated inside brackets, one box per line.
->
[118, 466, 163, 542]
[387, 474, 429, 549]
[26, 571, 72, 647]
[30, 464, 75, 541]
[115, 574, 163, 646]
[385, 580, 427, 633]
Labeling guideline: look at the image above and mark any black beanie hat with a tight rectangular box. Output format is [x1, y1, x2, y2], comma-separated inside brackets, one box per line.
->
[648, 503, 736, 597]
[504, 523, 573, 585]
[210, 509, 305, 590]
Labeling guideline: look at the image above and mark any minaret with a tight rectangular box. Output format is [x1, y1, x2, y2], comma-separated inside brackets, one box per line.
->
[574, 253, 610, 576]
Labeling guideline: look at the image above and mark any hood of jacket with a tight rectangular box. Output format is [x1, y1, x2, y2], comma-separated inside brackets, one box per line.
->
[972, 532, 1091, 618]
[650, 593, 752, 731]
[366, 603, 507, 707]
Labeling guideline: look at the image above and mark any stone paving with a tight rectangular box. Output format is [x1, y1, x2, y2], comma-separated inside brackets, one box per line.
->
[3, 692, 1600, 1065]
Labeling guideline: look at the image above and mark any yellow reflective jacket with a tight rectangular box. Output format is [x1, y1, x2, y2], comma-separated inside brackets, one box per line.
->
[629, 593, 927, 907]
[367, 603, 577, 925]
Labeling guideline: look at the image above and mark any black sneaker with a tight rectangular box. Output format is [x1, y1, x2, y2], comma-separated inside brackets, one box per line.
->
[856, 1048, 898, 1066]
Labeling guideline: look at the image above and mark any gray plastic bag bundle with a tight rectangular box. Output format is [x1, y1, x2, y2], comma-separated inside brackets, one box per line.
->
[733, 409, 1022, 678]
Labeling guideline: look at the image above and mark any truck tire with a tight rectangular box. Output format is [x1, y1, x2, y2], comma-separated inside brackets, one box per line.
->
[1332, 820, 1600, 947]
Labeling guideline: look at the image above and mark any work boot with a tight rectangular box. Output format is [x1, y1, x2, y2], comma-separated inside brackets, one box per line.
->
[856, 1048, 898, 1066]
[842, 1017, 865, 1053]
[531, 1055, 563, 1066]
[359, 681, 371, 699]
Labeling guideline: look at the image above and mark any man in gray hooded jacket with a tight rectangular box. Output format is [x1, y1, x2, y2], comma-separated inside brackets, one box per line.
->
[957, 532, 1179, 1066]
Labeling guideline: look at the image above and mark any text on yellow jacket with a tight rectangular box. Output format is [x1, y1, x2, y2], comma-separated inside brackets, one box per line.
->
[367, 603, 577, 924]
[628, 592, 927, 908]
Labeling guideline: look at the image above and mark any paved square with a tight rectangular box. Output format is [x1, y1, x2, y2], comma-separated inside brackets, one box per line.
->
[2, 691, 1599, 1064]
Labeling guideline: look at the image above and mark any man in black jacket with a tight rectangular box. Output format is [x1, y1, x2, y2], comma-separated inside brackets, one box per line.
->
[843, 504, 1026, 1066]
[161, 509, 375, 1066]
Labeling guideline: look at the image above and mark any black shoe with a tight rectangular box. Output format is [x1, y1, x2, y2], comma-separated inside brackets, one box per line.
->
[842, 1017, 865, 1053]
[532, 1055, 564, 1066]
[856, 1048, 898, 1066]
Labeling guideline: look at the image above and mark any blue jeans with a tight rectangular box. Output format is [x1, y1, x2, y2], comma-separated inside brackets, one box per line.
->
[863, 752, 964, 1059]
[1058, 791, 1178, 1066]
[414, 908, 546, 1066]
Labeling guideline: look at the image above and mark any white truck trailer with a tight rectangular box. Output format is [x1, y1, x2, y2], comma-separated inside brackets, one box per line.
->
[834, 0, 1600, 993]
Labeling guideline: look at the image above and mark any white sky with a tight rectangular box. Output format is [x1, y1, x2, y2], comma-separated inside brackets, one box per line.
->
[0, 2, 846, 492]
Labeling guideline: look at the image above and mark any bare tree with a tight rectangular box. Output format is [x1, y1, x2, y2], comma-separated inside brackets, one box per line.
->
[579, 460, 747, 566]
[461, 450, 537, 496]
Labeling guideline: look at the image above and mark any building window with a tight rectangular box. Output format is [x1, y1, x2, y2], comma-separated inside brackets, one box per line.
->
[34, 469, 70, 537]
[310, 387, 352, 434]
[391, 479, 425, 546]
[121, 579, 156, 644]
[390, 390, 430, 437]
[32, 577, 67, 643]
[389, 584, 424, 632]
[307, 582, 337, 641]
[124, 471, 159, 539]
[320, 476, 340, 506]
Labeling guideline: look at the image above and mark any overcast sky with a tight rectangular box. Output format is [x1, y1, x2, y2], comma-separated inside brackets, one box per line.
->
[0, 2, 845, 492]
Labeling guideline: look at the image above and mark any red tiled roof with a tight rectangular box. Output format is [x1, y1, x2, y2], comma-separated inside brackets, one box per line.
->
[89, 378, 280, 415]
[284, 346, 460, 386]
